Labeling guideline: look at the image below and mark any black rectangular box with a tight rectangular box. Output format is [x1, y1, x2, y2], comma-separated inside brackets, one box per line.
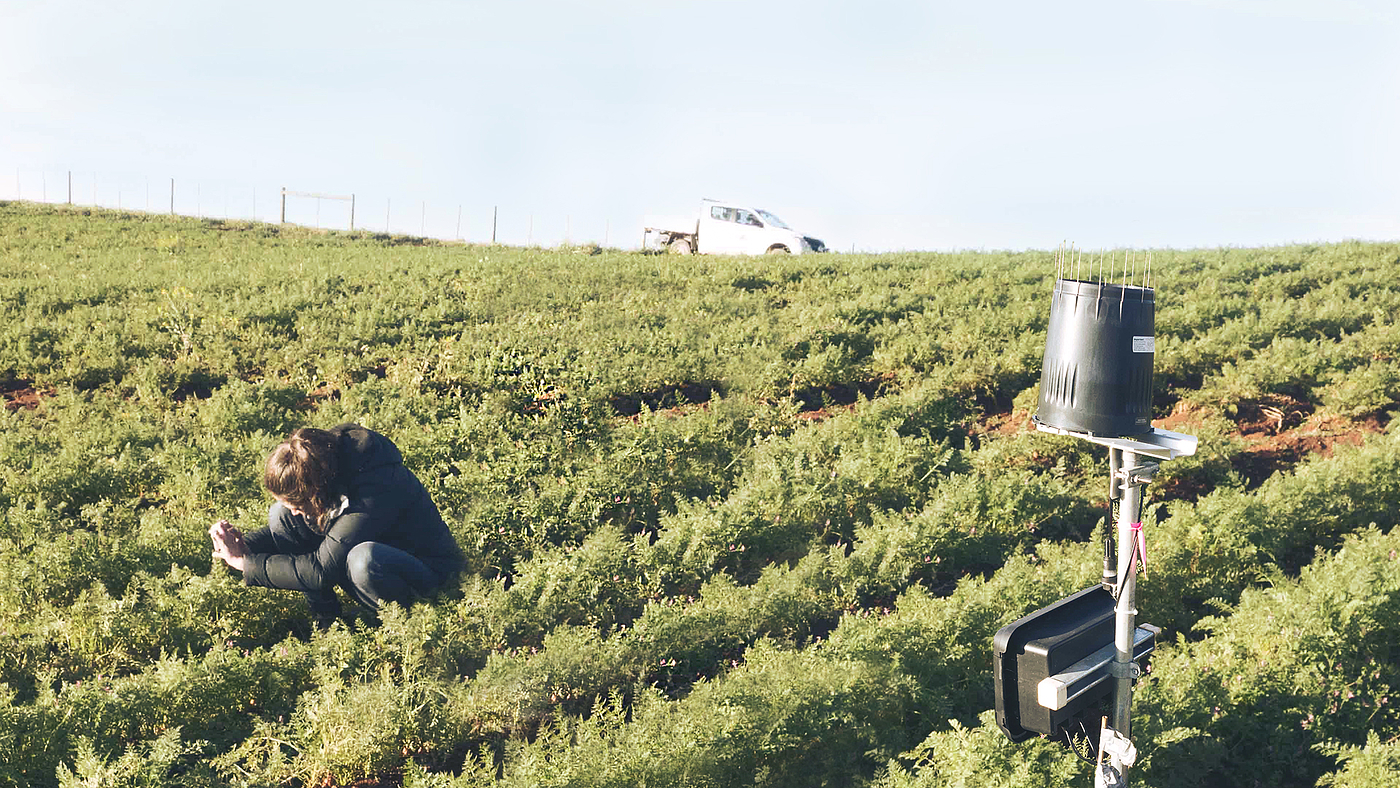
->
[994, 586, 1156, 741]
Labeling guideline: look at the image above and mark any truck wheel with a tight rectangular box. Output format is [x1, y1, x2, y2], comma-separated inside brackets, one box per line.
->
[766, 245, 790, 255]
[669, 238, 693, 255]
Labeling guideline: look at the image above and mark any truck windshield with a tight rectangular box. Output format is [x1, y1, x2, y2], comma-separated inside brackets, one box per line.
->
[756, 209, 790, 230]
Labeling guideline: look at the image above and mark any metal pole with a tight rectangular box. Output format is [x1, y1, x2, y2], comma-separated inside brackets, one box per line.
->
[350, 194, 355, 231]
[68, 171, 72, 204]
[1106, 448, 1141, 784]
[170, 178, 175, 215]
[492, 206, 497, 244]
[280, 187, 286, 224]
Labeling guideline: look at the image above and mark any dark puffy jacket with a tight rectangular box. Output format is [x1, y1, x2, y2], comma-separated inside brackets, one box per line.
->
[241, 424, 463, 592]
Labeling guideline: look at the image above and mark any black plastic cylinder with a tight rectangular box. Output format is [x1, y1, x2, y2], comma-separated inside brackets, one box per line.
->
[1034, 279, 1155, 438]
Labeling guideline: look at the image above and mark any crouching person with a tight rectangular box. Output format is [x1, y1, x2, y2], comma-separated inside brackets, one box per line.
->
[210, 424, 464, 625]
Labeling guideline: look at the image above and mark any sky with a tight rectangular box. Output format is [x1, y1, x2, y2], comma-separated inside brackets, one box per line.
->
[2, 0, 1397, 252]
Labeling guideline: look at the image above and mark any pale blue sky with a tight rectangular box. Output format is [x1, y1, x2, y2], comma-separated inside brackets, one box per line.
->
[3, 0, 1397, 251]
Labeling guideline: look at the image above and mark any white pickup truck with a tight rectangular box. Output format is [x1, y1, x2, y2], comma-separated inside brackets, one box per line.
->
[645, 199, 827, 255]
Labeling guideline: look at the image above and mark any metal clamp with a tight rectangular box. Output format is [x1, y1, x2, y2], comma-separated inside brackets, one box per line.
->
[1108, 660, 1142, 680]
[1116, 462, 1160, 490]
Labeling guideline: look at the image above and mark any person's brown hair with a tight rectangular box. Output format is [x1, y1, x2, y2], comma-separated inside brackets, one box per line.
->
[263, 427, 341, 531]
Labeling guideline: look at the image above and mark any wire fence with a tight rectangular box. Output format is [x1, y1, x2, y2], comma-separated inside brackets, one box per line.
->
[6, 166, 626, 249]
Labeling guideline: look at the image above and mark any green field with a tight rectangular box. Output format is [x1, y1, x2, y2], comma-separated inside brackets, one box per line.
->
[2, 201, 1399, 787]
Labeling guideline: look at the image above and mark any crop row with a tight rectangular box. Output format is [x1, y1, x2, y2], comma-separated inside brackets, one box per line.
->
[4, 423, 1396, 785]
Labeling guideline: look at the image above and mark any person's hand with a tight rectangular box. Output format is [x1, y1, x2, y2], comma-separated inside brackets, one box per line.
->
[210, 519, 248, 572]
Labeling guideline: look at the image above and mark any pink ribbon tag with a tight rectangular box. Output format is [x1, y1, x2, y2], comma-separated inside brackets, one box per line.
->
[1131, 522, 1147, 579]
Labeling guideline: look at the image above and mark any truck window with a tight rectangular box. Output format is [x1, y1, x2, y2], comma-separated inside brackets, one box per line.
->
[711, 206, 736, 222]
[735, 209, 763, 227]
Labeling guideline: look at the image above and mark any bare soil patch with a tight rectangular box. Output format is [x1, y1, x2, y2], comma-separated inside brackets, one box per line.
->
[610, 381, 720, 416]
[2, 379, 49, 412]
[791, 376, 892, 413]
[1229, 410, 1382, 488]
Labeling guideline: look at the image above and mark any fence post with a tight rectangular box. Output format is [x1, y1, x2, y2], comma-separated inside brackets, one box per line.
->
[280, 187, 286, 223]
[350, 194, 355, 231]
[170, 178, 175, 215]
[492, 206, 497, 244]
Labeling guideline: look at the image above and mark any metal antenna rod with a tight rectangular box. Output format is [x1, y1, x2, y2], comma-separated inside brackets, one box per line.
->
[1096, 249, 1105, 314]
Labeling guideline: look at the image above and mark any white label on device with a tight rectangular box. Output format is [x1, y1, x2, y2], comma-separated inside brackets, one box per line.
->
[1132, 336, 1155, 353]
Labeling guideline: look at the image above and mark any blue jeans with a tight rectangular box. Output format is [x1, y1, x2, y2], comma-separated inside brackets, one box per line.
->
[266, 503, 445, 616]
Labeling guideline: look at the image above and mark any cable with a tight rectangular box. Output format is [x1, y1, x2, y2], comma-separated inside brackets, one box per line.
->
[1063, 718, 1100, 765]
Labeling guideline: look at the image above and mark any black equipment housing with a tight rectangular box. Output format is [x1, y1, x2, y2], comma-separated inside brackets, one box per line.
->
[993, 585, 1157, 742]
